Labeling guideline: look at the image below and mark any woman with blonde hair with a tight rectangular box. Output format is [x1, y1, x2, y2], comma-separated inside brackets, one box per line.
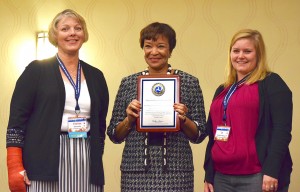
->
[204, 29, 293, 192]
[7, 9, 108, 192]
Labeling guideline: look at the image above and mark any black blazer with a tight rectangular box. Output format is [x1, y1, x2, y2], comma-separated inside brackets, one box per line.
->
[204, 73, 293, 190]
[7, 56, 109, 185]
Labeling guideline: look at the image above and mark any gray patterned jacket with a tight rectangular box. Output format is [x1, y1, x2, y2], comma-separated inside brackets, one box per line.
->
[107, 69, 206, 172]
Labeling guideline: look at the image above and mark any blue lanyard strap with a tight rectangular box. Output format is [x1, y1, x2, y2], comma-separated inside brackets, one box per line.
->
[56, 54, 81, 115]
[222, 75, 249, 125]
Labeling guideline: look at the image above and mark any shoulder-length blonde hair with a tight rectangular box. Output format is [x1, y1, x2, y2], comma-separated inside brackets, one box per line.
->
[224, 29, 271, 87]
[48, 9, 89, 47]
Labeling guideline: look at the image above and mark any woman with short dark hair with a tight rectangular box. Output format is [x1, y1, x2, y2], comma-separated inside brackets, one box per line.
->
[107, 22, 207, 191]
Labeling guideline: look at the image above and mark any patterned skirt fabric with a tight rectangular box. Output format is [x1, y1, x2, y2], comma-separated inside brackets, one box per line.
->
[27, 134, 103, 192]
[121, 146, 194, 192]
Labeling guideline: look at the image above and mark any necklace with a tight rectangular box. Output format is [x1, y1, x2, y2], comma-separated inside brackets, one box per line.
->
[65, 66, 78, 79]
[69, 70, 77, 79]
[142, 64, 172, 75]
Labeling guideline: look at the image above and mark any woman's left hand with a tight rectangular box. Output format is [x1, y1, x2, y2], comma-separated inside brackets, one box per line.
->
[174, 102, 199, 140]
[173, 103, 188, 122]
[262, 175, 278, 192]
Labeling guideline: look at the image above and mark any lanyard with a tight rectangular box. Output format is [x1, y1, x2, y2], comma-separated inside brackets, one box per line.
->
[222, 75, 249, 125]
[56, 54, 81, 115]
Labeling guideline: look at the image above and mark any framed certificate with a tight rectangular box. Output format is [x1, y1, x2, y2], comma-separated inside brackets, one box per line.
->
[136, 75, 180, 132]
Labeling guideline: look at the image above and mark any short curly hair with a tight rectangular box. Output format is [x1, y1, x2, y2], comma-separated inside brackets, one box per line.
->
[139, 22, 176, 53]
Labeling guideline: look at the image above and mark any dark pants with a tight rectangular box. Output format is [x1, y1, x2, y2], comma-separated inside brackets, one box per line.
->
[214, 172, 289, 192]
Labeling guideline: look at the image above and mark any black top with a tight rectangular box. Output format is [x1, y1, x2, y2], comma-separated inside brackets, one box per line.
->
[7, 56, 109, 185]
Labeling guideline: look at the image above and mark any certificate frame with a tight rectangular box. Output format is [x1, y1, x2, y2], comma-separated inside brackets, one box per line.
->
[136, 75, 180, 132]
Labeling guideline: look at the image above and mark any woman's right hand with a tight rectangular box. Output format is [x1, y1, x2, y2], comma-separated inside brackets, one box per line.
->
[204, 181, 214, 192]
[126, 99, 141, 124]
[8, 170, 26, 192]
[24, 171, 31, 186]
[114, 99, 141, 140]
[7, 147, 30, 192]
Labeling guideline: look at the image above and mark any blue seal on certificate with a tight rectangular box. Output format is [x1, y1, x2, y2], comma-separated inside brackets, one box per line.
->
[152, 83, 165, 96]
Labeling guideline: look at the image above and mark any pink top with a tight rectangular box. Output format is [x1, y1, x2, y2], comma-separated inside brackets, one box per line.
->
[210, 83, 261, 175]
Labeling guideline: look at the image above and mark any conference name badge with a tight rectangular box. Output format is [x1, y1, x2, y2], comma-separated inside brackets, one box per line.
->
[68, 117, 88, 138]
[214, 126, 230, 141]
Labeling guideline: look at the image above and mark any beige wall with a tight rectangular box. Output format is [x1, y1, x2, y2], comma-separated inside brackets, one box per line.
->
[0, 0, 299, 191]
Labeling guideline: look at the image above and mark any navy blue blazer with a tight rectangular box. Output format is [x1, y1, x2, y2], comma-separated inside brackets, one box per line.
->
[7, 56, 109, 185]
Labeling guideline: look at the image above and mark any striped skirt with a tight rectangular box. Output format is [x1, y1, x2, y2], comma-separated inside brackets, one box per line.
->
[27, 134, 103, 192]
